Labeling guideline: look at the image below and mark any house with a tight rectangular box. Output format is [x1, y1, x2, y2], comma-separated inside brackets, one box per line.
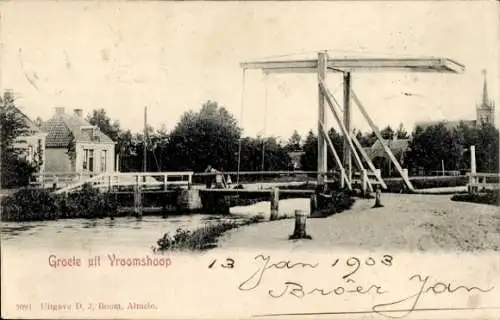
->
[1, 90, 47, 172]
[4, 105, 47, 172]
[288, 151, 305, 170]
[40, 107, 116, 174]
[365, 136, 410, 177]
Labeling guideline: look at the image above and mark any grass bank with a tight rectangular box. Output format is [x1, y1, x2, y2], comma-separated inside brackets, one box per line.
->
[451, 189, 500, 206]
[152, 215, 266, 252]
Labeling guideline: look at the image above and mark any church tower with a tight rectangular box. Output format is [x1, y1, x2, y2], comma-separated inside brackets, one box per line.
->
[476, 69, 495, 126]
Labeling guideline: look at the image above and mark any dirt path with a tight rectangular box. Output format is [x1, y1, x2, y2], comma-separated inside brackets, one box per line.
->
[219, 194, 500, 252]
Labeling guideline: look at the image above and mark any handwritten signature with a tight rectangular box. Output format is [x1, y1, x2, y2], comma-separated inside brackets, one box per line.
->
[238, 255, 495, 319]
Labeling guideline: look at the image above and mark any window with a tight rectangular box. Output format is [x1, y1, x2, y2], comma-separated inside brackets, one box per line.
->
[83, 149, 94, 172]
[100, 150, 107, 172]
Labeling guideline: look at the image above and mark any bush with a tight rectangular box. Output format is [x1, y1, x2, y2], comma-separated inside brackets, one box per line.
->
[451, 189, 500, 206]
[60, 184, 117, 219]
[154, 215, 264, 252]
[1, 188, 59, 221]
[1, 184, 118, 222]
[312, 189, 355, 218]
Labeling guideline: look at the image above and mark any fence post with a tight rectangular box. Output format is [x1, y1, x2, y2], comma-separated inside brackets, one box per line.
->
[164, 174, 168, 191]
[469, 145, 477, 194]
[270, 187, 279, 221]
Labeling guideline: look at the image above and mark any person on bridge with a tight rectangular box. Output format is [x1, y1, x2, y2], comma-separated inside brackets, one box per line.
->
[204, 165, 217, 189]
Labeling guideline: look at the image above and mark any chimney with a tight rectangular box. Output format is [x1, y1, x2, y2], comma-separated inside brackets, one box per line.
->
[55, 107, 65, 116]
[74, 108, 83, 118]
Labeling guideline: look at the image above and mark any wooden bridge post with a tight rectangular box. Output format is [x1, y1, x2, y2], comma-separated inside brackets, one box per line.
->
[361, 169, 368, 195]
[134, 175, 143, 219]
[317, 51, 328, 186]
[270, 187, 279, 221]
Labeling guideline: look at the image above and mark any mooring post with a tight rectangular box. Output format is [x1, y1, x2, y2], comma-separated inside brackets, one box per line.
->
[373, 185, 383, 208]
[289, 210, 312, 240]
[270, 187, 279, 221]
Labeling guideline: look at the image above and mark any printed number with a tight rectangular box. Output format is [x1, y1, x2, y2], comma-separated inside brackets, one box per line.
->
[16, 304, 31, 311]
[208, 258, 235, 269]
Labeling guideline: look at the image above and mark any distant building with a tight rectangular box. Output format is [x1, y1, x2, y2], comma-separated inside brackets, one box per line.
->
[288, 151, 305, 170]
[364, 135, 410, 177]
[477, 70, 495, 126]
[4, 104, 47, 172]
[415, 69, 495, 130]
[40, 107, 116, 174]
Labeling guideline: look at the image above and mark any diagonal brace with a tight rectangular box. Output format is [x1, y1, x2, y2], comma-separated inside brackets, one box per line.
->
[351, 90, 415, 191]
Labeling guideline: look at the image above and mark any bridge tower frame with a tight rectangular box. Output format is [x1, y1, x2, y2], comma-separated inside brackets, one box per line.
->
[241, 52, 465, 192]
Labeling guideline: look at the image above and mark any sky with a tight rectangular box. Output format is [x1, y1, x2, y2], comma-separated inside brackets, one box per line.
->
[1, 1, 498, 141]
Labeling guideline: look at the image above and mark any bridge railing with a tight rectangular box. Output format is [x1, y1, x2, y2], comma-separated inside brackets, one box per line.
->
[30, 172, 94, 188]
[53, 171, 194, 195]
[467, 172, 500, 192]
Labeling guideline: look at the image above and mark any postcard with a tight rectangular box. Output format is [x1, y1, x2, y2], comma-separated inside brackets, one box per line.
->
[1, 1, 499, 319]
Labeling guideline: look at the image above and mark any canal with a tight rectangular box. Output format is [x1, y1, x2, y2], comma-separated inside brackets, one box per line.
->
[1, 198, 309, 251]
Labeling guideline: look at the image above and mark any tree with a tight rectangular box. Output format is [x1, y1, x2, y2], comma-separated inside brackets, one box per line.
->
[407, 123, 464, 174]
[300, 130, 318, 171]
[458, 122, 499, 172]
[357, 131, 377, 147]
[285, 130, 302, 152]
[166, 100, 241, 172]
[380, 125, 395, 139]
[0, 91, 37, 188]
[86, 108, 121, 142]
[327, 127, 344, 169]
[396, 123, 409, 139]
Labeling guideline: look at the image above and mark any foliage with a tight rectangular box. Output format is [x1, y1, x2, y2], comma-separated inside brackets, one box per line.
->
[153, 216, 264, 252]
[0, 91, 38, 188]
[396, 123, 409, 139]
[1, 188, 59, 221]
[407, 123, 464, 173]
[59, 183, 117, 219]
[380, 125, 395, 139]
[1, 185, 117, 221]
[300, 130, 318, 171]
[300, 128, 344, 171]
[451, 189, 500, 206]
[458, 122, 499, 172]
[312, 188, 356, 218]
[239, 136, 291, 172]
[86, 108, 121, 142]
[285, 130, 302, 152]
[408, 122, 499, 174]
[166, 100, 241, 172]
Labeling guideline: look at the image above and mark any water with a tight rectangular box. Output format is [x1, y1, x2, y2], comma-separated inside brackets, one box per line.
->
[1, 199, 309, 251]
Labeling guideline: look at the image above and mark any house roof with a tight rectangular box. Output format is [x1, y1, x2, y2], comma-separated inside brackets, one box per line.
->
[367, 139, 410, 160]
[41, 111, 114, 148]
[288, 151, 304, 163]
[3, 105, 42, 135]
